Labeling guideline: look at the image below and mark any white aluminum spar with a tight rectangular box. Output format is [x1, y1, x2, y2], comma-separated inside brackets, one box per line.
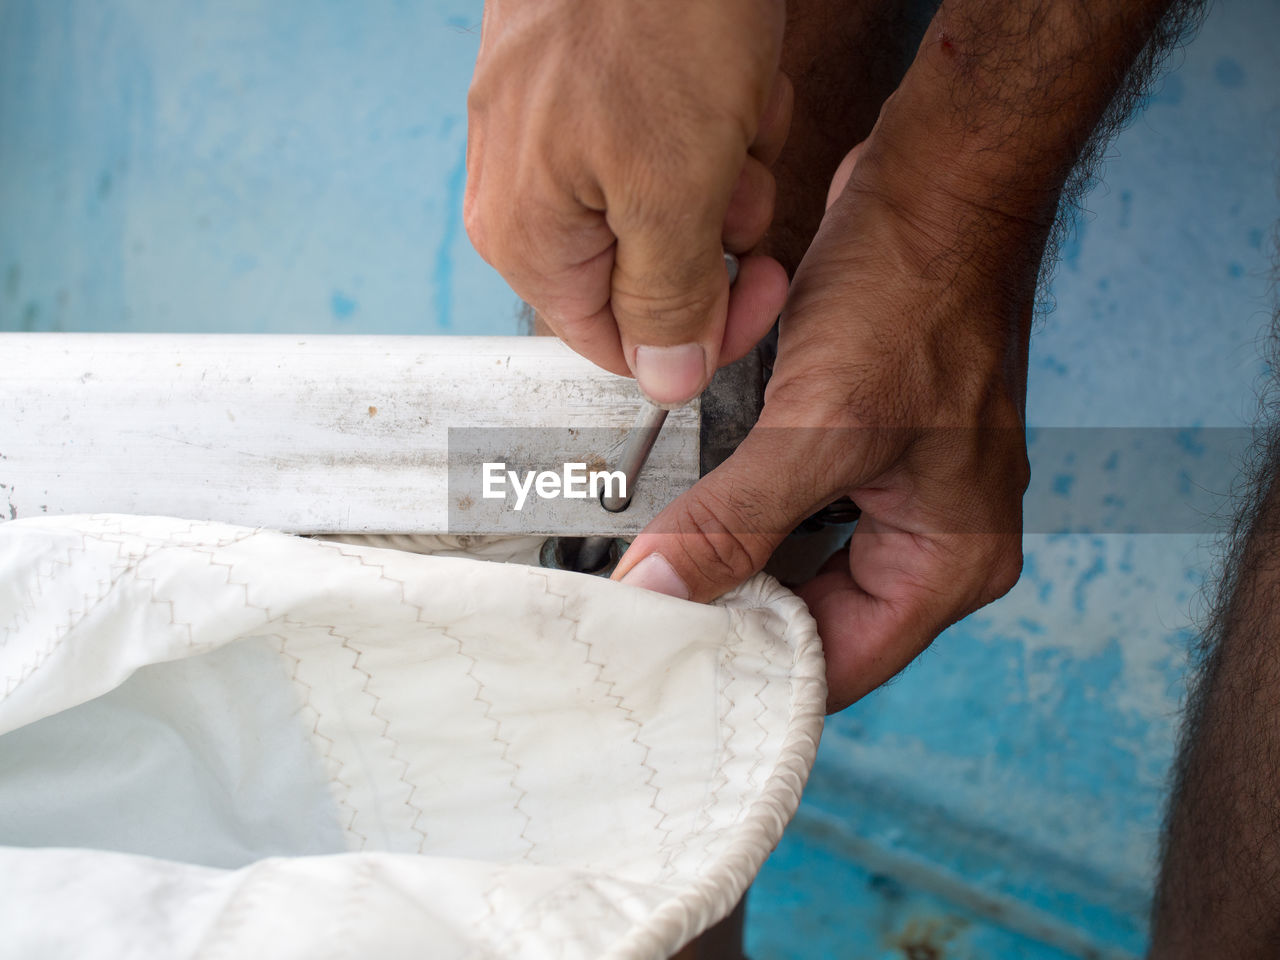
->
[0, 334, 700, 536]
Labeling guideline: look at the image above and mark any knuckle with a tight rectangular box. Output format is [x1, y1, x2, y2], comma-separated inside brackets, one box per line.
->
[981, 540, 1024, 604]
[465, 80, 488, 116]
[462, 194, 489, 259]
[613, 283, 720, 334]
[674, 493, 767, 586]
[616, 143, 729, 206]
[465, 194, 541, 275]
[1009, 447, 1032, 495]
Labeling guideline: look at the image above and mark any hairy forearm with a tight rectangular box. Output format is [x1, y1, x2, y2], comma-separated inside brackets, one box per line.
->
[848, 0, 1205, 273]
[877, 0, 1196, 220]
[1150, 426, 1280, 957]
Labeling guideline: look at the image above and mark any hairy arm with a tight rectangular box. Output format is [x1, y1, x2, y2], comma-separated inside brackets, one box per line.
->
[858, 0, 1206, 279]
[1151, 363, 1280, 955]
[616, 0, 1210, 710]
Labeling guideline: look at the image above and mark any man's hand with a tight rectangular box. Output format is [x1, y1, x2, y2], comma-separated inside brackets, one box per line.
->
[465, 0, 790, 405]
[466, 0, 1186, 713]
[613, 143, 1033, 712]
[604, 0, 1183, 710]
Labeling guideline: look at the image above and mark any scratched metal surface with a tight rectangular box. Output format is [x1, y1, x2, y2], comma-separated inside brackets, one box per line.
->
[2, 1, 1279, 958]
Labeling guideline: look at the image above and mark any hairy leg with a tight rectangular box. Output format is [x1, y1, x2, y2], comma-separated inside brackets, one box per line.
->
[1150, 372, 1280, 955]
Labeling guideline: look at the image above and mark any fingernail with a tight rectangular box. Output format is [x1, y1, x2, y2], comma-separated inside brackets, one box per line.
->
[633, 343, 706, 406]
[619, 553, 690, 600]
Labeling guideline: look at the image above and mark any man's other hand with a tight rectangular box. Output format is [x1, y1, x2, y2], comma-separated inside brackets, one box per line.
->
[613, 143, 1032, 712]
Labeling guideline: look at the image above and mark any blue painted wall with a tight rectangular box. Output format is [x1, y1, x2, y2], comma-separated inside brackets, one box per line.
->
[0, 0, 518, 335]
[3, 2, 1278, 957]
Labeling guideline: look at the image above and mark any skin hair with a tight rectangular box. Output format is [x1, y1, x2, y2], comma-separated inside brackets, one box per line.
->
[1040, 0, 1210, 311]
[774, 1, 1213, 316]
[1150, 230, 1280, 957]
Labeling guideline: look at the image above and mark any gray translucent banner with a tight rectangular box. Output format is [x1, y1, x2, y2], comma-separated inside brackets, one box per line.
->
[1023, 426, 1251, 534]
[447, 426, 1254, 536]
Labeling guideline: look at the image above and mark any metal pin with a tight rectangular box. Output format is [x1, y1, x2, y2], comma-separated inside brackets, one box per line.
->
[546, 252, 739, 574]
[601, 401, 667, 513]
[602, 251, 739, 515]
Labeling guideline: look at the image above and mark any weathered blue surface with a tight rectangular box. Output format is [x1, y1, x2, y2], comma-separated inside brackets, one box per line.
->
[0, 0, 516, 335]
[3, 1, 1280, 957]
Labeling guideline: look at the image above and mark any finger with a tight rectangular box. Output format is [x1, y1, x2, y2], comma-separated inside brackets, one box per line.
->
[613, 425, 831, 602]
[507, 249, 633, 378]
[468, 166, 634, 376]
[517, 242, 631, 377]
[750, 70, 793, 167]
[722, 156, 778, 253]
[608, 151, 742, 406]
[718, 254, 787, 366]
[515, 199, 783, 381]
[799, 518, 1023, 713]
[533, 303, 630, 377]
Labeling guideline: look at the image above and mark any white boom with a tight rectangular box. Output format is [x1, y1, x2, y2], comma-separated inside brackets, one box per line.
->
[0, 334, 699, 535]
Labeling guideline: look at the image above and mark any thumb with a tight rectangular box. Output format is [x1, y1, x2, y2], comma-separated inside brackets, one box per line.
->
[608, 171, 781, 407]
[612, 427, 827, 601]
[609, 195, 733, 407]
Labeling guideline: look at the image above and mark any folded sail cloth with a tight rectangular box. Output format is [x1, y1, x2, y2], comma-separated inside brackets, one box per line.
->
[0, 515, 824, 960]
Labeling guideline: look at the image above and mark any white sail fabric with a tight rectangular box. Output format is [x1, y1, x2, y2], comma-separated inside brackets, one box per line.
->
[0, 515, 824, 959]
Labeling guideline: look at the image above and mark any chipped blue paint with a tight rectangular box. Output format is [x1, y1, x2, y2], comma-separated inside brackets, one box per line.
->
[1058, 207, 1087, 272]
[748, 814, 1086, 960]
[1146, 71, 1185, 107]
[329, 290, 357, 320]
[1037, 354, 1070, 376]
[1174, 427, 1205, 457]
[1213, 56, 1246, 89]
[1071, 550, 1107, 614]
